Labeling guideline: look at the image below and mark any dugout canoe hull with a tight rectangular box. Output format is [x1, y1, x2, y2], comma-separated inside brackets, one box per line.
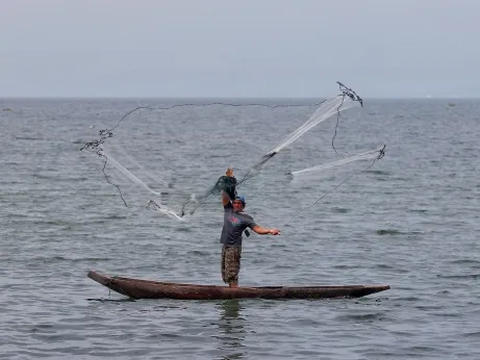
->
[87, 271, 390, 300]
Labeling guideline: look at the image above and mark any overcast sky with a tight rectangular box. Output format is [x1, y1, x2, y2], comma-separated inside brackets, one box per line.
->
[1, 0, 479, 98]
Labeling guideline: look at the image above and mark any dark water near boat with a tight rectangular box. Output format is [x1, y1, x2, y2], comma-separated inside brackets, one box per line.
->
[1, 97, 479, 359]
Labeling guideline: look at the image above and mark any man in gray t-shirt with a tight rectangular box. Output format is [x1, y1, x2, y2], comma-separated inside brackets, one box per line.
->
[220, 199, 257, 247]
[219, 168, 281, 288]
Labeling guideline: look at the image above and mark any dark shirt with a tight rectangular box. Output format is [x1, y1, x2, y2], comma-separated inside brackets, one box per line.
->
[220, 203, 257, 246]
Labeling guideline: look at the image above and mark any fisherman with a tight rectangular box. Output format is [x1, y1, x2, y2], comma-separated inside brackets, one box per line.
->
[219, 168, 281, 288]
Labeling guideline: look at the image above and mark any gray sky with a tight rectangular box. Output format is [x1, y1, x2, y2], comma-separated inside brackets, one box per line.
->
[1, 0, 479, 98]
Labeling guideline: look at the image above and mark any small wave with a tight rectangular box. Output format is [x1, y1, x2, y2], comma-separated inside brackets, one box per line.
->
[375, 229, 403, 235]
[332, 264, 358, 270]
[73, 139, 88, 144]
[450, 259, 480, 265]
[415, 305, 443, 311]
[32, 219, 75, 226]
[436, 273, 480, 280]
[288, 318, 321, 326]
[87, 298, 136, 302]
[30, 324, 54, 331]
[395, 296, 419, 301]
[37, 256, 112, 264]
[145, 332, 183, 339]
[104, 214, 128, 220]
[403, 345, 441, 353]
[189, 250, 210, 257]
[464, 331, 480, 337]
[32, 174, 90, 182]
[331, 207, 349, 213]
[374, 263, 403, 271]
[15, 136, 44, 141]
[336, 312, 386, 321]
[366, 169, 389, 175]
[32, 174, 57, 180]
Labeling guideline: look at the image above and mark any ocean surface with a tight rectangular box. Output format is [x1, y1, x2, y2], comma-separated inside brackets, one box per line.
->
[1, 96, 479, 359]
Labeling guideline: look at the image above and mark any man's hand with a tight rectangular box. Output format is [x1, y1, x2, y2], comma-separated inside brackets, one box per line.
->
[269, 229, 281, 235]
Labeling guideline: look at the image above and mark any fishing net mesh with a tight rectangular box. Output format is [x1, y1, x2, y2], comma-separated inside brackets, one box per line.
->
[81, 82, 385, 225]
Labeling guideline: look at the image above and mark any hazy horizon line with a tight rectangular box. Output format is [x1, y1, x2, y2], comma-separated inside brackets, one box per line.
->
[2, 95, 479, 101]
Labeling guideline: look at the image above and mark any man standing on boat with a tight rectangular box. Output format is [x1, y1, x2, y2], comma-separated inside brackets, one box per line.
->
[219, 168, 281, 288]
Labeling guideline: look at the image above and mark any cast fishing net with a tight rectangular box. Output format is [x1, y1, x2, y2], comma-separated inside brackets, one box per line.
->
[80, 82, 386, 225]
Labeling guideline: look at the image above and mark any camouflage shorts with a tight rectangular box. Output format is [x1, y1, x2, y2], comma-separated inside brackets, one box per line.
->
[221, 245, 242, 285]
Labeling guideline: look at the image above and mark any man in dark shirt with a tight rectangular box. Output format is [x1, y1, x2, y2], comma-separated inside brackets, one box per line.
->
[220, 168, 281, 288]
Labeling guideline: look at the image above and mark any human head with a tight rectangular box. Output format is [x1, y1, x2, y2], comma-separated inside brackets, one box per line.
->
[232, 195, 246, 211]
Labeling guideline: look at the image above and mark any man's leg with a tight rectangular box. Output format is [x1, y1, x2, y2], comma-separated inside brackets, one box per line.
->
[221, 245, 227, 284]
[225, 245, 241, 288]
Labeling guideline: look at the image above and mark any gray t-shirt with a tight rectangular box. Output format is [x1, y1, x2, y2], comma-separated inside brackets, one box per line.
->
[220, 203, 257, 246]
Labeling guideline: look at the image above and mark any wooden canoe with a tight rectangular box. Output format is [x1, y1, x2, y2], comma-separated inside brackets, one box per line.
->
[88, 271, 390, 300]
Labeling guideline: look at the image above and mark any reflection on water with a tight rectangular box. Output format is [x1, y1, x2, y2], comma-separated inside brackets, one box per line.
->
[215, 299, 247, 360]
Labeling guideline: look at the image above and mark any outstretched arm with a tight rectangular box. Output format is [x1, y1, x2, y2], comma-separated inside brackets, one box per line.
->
[252, 225, 281, 235]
